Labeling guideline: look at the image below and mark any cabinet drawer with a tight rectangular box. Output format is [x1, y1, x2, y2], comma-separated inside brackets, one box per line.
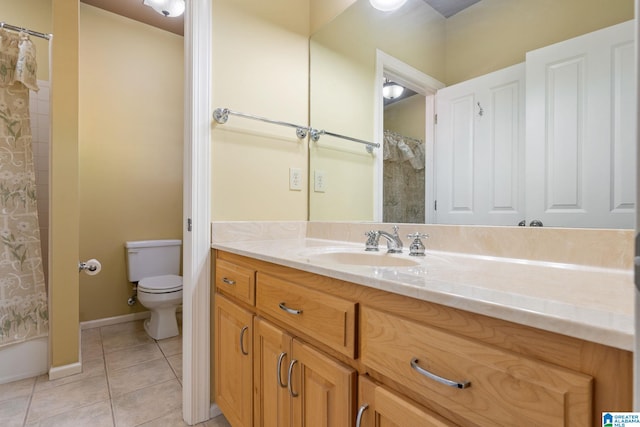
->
[361, 306, 593, 427]
[256, 273, 356, 358]
[215, 259, 256, 306]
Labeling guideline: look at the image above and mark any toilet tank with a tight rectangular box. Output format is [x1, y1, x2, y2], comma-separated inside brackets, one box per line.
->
[125, 239, 181, 282]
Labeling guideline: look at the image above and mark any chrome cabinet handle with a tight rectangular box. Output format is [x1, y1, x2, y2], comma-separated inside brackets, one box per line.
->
[410, 358, 470, 389]
[239, 326, 249, 356]
[276, 352, 288, 388]
[355, 403, 369, 427]
[279, 302, 302, 315]
[287, 359, 299, 397]
[222, 277, 236, 285]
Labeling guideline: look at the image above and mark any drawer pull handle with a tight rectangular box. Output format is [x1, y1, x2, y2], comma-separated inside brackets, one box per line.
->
[279, 302, 303, 315]
[239, 325, 249, 356]
[287, 359, 299, 397]
[410, 358, 471, 389]
[276, 352, 288, 388]
[355, 403, 369, 427]
[222, 277, 236, 285]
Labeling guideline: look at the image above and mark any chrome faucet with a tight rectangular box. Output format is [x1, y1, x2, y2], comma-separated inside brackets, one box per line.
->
[364, 226, 403, 253]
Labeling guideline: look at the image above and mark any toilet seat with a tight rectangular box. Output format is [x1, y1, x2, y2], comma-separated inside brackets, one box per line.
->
[138, 274, 183, 294]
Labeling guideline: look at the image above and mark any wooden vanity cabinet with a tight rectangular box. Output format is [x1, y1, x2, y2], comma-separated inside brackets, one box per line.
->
[361, 306, 593, 427]
[253, 317, 356, 427]
[212, 250, 632, 427]
[214, 253, 357, 427]
[357, 375, 456, 427]
[214, 293, 254, 427]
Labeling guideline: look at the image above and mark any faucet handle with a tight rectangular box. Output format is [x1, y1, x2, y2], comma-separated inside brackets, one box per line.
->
[364, 230, 380, 252]
[407, 233, 429, 257]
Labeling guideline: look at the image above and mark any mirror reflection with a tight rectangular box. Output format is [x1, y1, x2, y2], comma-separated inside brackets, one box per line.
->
[309, 0, 636, 229]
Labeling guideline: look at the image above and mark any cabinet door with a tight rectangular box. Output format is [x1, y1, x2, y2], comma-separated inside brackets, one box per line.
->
[526, 20, 635, 228]
[214, 294, 253, 427]
[290, 339, 356, 427]
[254, 317, 292, 427]
[357, 376, 455, 427]
[435, 63, 525, 226]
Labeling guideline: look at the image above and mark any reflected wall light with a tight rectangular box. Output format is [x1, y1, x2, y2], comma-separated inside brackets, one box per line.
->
[383, 79, 405, 99]
[143, 0, 185, 17]
[369, 0, 408, 12]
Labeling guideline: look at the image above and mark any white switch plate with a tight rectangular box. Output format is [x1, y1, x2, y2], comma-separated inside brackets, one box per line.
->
[289, 167, 302, 191]
[314, 170, 327, 192]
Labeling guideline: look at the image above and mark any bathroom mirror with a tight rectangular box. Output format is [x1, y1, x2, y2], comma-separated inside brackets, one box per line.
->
[309, 0, 636, 228]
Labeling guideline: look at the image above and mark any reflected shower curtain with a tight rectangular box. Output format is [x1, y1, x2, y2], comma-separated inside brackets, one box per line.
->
[0, 29, 48, 346]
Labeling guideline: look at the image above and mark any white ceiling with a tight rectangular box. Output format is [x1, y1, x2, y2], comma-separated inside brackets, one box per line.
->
[79, 0, 481, 39]
[80, 0, 183, 36]
[423, 0, 481, 18]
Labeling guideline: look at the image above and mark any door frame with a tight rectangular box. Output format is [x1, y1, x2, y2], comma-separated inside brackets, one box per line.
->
[374, 50, 444, 223]
[183, 0, 213, 424]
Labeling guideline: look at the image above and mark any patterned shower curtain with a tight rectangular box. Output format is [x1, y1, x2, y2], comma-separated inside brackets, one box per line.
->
[0, 29, 48, 346]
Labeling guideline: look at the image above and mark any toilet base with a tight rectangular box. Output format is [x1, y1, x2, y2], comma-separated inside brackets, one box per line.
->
[144, 306, 180, 340]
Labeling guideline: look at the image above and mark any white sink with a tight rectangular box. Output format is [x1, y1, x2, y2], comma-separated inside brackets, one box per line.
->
[303, 250, 421, 267]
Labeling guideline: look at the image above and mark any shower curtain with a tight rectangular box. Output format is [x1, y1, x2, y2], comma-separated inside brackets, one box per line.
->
[0, 29, 48, 346]
[383, 130, 425, 223]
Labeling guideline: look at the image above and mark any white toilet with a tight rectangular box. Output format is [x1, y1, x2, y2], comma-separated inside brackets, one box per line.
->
[125, 239, 182, 340]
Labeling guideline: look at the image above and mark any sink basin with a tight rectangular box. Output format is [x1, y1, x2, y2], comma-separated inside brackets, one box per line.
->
[304, 251, 421, 267]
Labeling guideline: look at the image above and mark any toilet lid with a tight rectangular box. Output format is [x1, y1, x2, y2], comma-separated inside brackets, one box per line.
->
[138, 274, 183, 294]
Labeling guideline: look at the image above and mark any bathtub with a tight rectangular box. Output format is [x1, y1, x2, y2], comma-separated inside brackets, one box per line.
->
[0, 336, 48, 384]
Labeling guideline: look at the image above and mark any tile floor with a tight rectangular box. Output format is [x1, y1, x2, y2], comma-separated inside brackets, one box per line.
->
[0, 319, 231, 427]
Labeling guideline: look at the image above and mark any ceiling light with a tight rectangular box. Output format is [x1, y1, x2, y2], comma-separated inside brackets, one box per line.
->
[369, 0, 408, 12]
[143, 0, 185, 17]
[383, 80, 404, 99]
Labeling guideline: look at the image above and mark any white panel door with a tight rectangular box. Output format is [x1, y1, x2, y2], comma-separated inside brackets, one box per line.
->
[526, 20, 635, 228]
[435, 63, 525, 225]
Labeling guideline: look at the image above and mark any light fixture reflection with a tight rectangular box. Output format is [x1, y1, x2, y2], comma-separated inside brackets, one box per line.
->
[383, 80, 405, 99]
[369, 0, 408, 12]
[143, 0, 185, 17]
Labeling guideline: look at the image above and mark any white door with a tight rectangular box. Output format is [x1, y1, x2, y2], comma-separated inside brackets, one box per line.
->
[526, 20, 636, 228]
[435, 63, 525, 225]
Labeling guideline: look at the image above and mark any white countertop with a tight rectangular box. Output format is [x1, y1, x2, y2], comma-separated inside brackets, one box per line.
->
[211, 237, 634, 351]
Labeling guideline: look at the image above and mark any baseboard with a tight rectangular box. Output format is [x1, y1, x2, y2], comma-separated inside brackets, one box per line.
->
[209, 404, 222, 419]
[48, 361, 82, 380]
[80, 311, 151, 330]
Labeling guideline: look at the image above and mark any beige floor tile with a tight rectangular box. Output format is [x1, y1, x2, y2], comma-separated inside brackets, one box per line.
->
[25, 399, 114, 427]
[81, 327, 102, 344]
[105, 343, 164, 372]
[0, 377, 35, 402]
[157, 336, 181, 357]
[27, 375, 109, 423]
[167, 354, 182, 382]
[108, 358, 176, 398]
[112, 379, 182, 427]
[0, 395, 30, 427]
[82, 328, 104, 362]
[136, 410, 189, 426]
[101, 322, 154, 354]
[201, 414, 232, 427]
[34, 358, 106, 392]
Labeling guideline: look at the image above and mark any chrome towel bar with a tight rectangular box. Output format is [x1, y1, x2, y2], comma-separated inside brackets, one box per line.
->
[213, 108, 309, 139]
[213, 107, 379, 152]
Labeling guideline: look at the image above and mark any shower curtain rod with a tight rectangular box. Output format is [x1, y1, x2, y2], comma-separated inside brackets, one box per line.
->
[213, 107, 379, 152]
[0, 22, 52, 40]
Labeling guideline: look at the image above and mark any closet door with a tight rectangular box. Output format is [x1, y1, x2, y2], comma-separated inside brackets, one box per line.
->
[525, 20, 635, 228]
[435, 63, 525, 226]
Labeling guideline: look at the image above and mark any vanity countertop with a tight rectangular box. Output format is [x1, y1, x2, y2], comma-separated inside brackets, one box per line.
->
[211, 237, 634, 351]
